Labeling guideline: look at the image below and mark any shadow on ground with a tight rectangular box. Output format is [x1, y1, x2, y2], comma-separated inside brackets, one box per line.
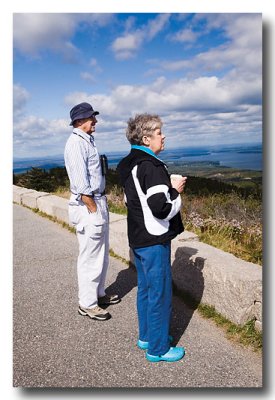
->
[106, 245, 206, 347]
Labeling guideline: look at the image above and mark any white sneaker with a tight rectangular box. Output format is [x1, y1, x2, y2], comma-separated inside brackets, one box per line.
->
[78, 305, 111, 321]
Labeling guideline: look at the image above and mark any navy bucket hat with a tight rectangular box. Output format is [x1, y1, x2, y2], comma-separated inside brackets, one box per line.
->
[69, 102, 99, 125]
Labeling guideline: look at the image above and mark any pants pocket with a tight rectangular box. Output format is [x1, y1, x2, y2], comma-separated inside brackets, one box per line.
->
[69, 205, 84, 232]
[87, 223, 105, 240]
[69, 200, 108, 233]
[86, 207, 105, 226]
[95, 198, 108, 224]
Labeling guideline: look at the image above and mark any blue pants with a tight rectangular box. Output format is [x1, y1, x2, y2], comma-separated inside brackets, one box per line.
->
[133, 242, 172, 356]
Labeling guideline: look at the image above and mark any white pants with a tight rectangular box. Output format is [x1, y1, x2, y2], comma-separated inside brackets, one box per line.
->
[68, 195, 109, 308]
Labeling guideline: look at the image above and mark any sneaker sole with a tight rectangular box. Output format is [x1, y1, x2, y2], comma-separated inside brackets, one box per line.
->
[78, 308, 111, 321]
[98, 298, 121, 305]
[146, 353, 184, 362]
[146, 349, 185, 363]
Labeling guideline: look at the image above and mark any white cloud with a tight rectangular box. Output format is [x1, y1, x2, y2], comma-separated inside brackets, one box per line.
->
[111, 14, 170, 59]
[111, 33, 144, 59]
[118, 75, 257, 114]
[89, 58, 102, 73]
[146, 13, 170, 40]
[169, 28, 198, 43]
[200, 13, 261, 50]
[13, 70, 262, 155]
[89, 58, 98, 67]
[13, 84, 30, 117]
[161, 14, 261, 77]
[60, 68, 261, 152]
[13, 14, 78, 58]
[13, 115, 70, 157]
[65, 69, 261, 118]
[80, 72, 96, 82]
[13, 13, 114, 59]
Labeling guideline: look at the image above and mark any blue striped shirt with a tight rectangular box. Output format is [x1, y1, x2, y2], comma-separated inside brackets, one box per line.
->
[64, 128, 105, 200]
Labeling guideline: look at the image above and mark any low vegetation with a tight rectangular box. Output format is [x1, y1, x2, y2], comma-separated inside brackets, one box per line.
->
[13, 166, 262, 265]
[183, 193, 262, 264]
[172, 281, 262, 352]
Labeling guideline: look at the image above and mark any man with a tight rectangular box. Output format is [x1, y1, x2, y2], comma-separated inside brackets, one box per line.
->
[117, 113, 187, 362]
[64, 102, 120, 321]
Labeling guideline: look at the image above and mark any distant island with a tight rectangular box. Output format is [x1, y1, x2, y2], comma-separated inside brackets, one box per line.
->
[13, 143, 262, 175]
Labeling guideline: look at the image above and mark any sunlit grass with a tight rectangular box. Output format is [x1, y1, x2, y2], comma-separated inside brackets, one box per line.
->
[198, 304, 262, 351]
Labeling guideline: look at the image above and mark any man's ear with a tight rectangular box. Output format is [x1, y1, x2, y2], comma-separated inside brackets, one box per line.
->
[75, 119, 83, 127]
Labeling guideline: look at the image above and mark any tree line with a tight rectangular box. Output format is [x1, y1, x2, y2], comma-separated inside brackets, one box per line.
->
[13, 166, 261, 200]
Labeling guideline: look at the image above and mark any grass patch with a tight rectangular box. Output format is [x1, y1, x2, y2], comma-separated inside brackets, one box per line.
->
[109, 248, 130, 265]
[30, 207, 76, 233]
[183, 192, 262, 265]
[199, 304, 262, 351]
[108, 203, 127, 215]
[53, 188, 70, 199]
[191, 228, 262, 265]
[173, 280, 262, 352]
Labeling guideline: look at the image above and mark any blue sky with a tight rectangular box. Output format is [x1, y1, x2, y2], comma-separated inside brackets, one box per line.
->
[13, 12, 262, 158]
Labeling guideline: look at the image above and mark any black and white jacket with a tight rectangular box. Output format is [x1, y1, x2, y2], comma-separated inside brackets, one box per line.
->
[117, 148, 184, 249]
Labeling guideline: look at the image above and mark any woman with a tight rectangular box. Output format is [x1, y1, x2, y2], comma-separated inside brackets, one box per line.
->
[117, 114, 187, 362]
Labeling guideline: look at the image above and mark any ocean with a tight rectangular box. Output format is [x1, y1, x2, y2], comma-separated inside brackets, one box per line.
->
[13, 143, 262, 174]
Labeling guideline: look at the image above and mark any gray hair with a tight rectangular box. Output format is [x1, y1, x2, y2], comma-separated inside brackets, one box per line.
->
[126, 113, 162, 145]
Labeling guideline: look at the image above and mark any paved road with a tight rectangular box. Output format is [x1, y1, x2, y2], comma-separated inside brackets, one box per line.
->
[13, 204, 262, 388]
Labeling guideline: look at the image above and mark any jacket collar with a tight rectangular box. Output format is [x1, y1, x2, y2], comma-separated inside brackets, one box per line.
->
[131, 145, 163, 162]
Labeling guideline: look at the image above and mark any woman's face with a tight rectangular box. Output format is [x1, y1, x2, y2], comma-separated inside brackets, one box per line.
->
[143, 127, 166, 155]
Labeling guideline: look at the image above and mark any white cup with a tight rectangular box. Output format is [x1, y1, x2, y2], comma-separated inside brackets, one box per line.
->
[170, 174, 183, 180]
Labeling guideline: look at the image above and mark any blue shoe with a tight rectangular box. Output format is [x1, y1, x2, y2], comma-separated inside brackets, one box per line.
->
[137, 339, 149, 350]
[137, 335, 173, 350]
[146, 346, 185, 363]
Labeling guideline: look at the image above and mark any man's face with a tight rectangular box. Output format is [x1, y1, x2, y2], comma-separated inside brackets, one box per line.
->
[81, 116, 97, 134]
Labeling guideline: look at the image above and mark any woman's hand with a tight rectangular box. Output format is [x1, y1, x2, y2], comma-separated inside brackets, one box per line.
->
[171, 176, 187, 194]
